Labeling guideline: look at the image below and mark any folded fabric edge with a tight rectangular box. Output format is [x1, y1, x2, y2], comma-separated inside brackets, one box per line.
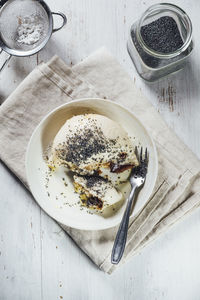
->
[104, 173, 200, 274]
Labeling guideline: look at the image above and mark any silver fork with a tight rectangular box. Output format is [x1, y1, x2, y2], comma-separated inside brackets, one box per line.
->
[111, 147, 148, 265]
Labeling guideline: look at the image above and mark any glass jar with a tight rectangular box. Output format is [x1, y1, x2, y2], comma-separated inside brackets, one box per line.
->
[127, 3, 193, 82]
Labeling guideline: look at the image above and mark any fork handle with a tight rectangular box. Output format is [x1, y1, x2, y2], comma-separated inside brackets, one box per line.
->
[111, 184, 137, 264]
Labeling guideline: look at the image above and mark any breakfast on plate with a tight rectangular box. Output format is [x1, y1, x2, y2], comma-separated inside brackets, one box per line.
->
[48, 113, 139, 212]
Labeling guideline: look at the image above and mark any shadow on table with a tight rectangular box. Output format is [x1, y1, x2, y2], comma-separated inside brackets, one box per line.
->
[37, 37, 76, 66]
[139, 57, 200, 112]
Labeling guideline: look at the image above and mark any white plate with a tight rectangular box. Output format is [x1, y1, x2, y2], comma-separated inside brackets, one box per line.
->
[26, 98, 158, 230]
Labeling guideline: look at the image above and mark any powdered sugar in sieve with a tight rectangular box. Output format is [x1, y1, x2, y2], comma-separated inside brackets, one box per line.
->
[17, 14, 44, 45]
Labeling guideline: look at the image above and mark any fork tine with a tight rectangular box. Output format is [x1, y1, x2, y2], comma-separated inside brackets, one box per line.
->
[140, 147, 143, 163]
[135, 146, 139, 161]
[145, 147, 148, 163]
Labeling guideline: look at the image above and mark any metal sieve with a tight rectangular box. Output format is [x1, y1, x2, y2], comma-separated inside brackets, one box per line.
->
[0, 0, 67, 72]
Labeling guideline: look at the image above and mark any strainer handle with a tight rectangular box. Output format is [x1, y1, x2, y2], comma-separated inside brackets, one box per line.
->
[52, 12, 67, 33]
[0, 49, 12, 73]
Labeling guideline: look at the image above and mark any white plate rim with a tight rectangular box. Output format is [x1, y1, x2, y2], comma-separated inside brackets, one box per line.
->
[25, 98, 158, 230]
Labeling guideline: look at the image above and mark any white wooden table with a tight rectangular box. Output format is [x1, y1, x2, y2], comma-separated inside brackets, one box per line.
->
[1, 0, 200, 299]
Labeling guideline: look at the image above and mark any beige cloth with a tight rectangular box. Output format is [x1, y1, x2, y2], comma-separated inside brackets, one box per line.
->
[0, 48, 200, 274]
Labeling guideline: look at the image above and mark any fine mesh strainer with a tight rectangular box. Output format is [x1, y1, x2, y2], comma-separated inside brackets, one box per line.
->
[0, 0, 67, 71]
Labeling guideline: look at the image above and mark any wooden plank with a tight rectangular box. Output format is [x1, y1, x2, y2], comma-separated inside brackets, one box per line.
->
[0, 163, 42, 300]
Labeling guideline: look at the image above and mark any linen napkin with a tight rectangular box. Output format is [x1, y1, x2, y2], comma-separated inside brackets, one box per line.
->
[0, 48, 200, 274]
